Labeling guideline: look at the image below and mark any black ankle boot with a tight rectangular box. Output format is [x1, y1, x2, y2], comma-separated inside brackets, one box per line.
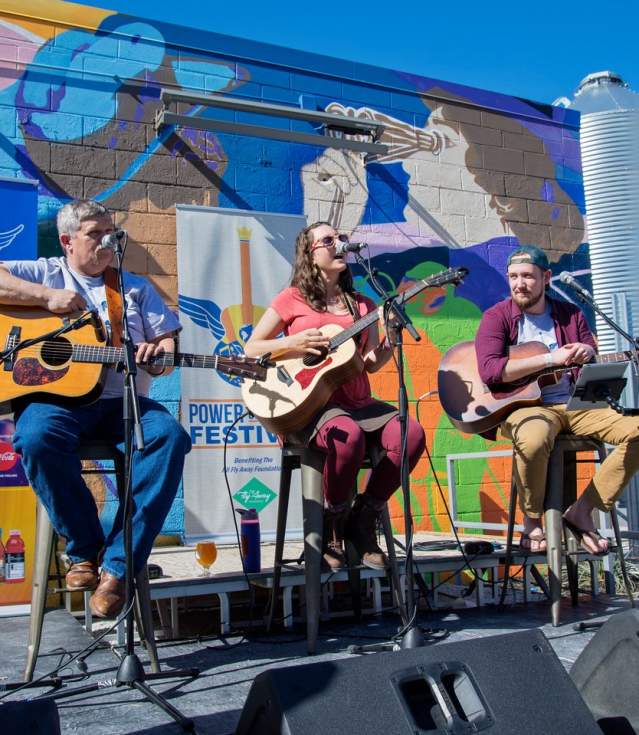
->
[345, 494, 387, 570]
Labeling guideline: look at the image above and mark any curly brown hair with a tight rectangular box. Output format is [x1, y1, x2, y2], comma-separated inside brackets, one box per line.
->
[290, 221, 355, 312]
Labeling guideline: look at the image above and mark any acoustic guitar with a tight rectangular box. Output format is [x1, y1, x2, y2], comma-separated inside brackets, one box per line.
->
[437, 340, 633, 435]
[241, 267, 468, 434]
[0, 306, 267, 409]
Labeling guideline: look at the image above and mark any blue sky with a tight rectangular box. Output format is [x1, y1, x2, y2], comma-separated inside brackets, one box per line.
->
[70, 0, 638, 105]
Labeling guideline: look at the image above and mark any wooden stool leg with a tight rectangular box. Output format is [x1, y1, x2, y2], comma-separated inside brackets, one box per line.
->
[300, 448, 325, 655]
[24, 502, 55, 682]
[135, 568, 160, 673]
[610, 505, 636, 608]
[266, 461, 292, 631]
[499, 476, 518, 606]
[380, 506, 406, 621]
[545, 447, 565, 627]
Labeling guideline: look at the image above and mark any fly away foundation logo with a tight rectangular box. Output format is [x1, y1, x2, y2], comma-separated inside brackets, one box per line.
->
[233, 477, 277, 512]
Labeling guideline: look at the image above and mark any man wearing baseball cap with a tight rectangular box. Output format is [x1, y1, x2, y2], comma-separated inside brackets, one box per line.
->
[475, 245, 639, 554]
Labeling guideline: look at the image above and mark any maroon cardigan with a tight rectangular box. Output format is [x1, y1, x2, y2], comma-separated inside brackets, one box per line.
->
[475, 296, 596, 391]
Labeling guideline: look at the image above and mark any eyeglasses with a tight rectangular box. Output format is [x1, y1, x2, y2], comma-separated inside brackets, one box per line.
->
[310, 233, 349, 251]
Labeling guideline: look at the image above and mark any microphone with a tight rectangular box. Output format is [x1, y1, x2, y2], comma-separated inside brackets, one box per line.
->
[335, 240, 367, 256]
[98, 229, 126, 251]
[558, 271, 593, 302]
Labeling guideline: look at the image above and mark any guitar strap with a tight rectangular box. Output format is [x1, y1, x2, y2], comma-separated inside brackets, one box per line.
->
[343, 292, 365, 348]
[103, 266, 123, 347]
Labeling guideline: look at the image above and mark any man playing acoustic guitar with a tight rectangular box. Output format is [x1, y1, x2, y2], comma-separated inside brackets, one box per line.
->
[476, 245, 639, 554]
[0, 199, 191, 617]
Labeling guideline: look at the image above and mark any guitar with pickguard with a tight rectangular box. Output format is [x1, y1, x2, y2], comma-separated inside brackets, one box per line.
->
[0, 306, 267, 409]
[241, 267, 468, 434]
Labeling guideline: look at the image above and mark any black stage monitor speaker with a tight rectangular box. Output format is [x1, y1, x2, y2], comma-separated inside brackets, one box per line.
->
[571, 609, 639, 734]
[236, 629, 600, 735]
[0, 698, 61, 735]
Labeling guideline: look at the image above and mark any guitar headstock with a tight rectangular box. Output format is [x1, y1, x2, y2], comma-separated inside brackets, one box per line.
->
[215, 355, 268, 382]
[426, 266, 469, 288]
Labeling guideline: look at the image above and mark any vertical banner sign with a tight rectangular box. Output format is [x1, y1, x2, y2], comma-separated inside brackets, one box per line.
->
[176, 206, 306, 542]
[0, 177, 37, 614]
[0, 176, 38, 260]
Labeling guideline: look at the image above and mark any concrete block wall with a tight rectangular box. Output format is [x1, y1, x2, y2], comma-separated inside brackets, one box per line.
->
[0, 0, 591, 534]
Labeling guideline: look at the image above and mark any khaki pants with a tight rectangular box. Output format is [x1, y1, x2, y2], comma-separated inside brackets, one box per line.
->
[501, 404, 639, 518]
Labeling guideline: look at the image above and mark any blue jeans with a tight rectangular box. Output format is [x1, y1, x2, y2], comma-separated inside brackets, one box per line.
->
[14, 397, 191, 579]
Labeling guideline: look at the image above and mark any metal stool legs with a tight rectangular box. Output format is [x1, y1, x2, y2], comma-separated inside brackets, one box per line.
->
[24, 501, 56, 682]
[265, 458, 293, 632]
[546, 445, 569, 627]
[25, 500, 160, 682]
[499, 475, 518, 606]
[300, 447, 325, 654]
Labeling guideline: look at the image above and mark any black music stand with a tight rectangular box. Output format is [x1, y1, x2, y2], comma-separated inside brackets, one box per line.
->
[566, 362, 629, 413]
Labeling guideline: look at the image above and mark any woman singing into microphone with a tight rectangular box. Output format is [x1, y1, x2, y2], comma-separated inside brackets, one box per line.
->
[244, 221, 425, 571]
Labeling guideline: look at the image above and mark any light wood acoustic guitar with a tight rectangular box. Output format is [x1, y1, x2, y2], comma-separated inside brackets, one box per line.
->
[0, 306, 268, 409]
[241, 266, 468, 435]
[437, 339, 633, 435]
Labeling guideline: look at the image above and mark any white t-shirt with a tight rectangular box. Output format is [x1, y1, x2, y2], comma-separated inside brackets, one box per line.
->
[2, 257, 181, 399]
[517, 304, 571, 404]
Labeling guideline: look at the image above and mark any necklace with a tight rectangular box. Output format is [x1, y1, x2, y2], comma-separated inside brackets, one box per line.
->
[326, 292, 343, 305]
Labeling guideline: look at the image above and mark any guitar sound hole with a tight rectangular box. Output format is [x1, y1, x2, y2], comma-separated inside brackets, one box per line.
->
[302, 347, 329, 367]
[41, 338, 72, 367]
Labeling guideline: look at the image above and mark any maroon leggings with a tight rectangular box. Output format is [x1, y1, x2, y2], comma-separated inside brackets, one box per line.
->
[312, 414, 426, 509]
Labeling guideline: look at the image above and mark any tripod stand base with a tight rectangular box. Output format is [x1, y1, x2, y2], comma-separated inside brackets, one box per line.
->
[48, 664, 200, 732]
[399, 625, 425, 649]
[117, 653, 146, 684]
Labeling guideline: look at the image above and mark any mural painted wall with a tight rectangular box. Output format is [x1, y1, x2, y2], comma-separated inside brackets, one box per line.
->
[0, 0, 592, 536]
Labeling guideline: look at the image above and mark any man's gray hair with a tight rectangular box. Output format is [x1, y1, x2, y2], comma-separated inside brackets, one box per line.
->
[56, 199, 110, 236]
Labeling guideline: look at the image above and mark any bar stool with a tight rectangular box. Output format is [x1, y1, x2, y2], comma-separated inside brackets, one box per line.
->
[265, 443, 405, 654]
[24, 439, 160, 682]
[501, 434, 634, 626]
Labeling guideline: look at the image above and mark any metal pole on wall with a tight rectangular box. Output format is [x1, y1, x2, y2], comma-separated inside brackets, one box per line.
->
[611, 293, 639, 557]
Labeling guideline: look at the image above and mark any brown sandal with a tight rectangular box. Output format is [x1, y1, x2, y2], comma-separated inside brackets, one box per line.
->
[519, 532, 547, 554]
[563, 520, 609, 556]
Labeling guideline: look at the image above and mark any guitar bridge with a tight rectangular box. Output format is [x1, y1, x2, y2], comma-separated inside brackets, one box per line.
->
[3, 325, 20, 371]
[276, 366, 293, 387]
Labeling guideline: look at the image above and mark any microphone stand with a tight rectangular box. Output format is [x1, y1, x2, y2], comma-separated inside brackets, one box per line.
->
[570, 288, 639, 416]
[45, 235, 199, 731]
[348, 250, 427, 651]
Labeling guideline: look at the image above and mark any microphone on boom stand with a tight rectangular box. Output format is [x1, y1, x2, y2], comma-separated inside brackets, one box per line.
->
[558, 271, 594, 303]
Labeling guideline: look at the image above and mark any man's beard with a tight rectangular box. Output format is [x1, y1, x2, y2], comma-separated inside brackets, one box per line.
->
[512, 289, 544, 310]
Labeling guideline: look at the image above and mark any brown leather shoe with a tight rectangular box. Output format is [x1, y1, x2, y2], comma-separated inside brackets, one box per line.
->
[89, 572, 126, 618]
[65, 560, 99, 591]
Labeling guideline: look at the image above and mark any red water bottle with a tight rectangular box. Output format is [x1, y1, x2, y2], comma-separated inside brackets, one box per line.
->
[5, 529, 25, 583]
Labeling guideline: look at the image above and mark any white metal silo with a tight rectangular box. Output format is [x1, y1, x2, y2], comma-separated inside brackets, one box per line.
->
[566, 71, 639, 353]
[563, 71, 639, 550]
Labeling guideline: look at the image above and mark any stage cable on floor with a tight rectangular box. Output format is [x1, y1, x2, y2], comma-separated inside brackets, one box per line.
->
[0, 598, 135, 702]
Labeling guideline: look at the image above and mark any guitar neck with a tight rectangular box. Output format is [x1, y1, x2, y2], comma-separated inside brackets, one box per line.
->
[71, 344, 223, 370]
[329, 268, 462, 350]
[539, 349, 635, 377]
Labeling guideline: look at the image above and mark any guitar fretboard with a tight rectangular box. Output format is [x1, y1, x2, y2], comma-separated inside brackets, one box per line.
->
[539, 349, 635, 377]
[69, 344, 223, 370]
[328, 267, 466, 350]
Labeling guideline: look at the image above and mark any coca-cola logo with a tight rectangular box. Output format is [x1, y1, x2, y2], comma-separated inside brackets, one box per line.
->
[0, 441, 19, 472]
